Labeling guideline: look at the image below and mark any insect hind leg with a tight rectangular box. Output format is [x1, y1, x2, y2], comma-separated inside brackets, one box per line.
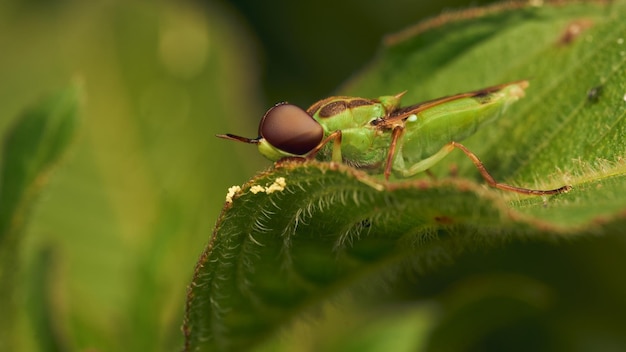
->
[399, 142, 570, 195]
[450, 141, 571, 195]
[397, 143, 456, 177]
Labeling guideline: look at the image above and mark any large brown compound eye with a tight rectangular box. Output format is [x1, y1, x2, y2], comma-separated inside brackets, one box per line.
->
[259, 103, 324, 155]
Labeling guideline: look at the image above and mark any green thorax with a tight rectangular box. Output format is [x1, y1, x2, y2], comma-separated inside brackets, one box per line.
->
[306, 94, 404, 132]
[304, 94, 404, 169]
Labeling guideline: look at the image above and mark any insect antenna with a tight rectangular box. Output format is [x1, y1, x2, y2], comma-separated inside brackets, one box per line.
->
[216, 133, 260, 144]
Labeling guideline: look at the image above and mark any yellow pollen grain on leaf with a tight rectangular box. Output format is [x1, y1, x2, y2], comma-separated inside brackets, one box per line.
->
[265, 177, 287, 194]
[250, 185, 265, 194]
[249, 177, 287, 195]
[225, 185, 241, 203]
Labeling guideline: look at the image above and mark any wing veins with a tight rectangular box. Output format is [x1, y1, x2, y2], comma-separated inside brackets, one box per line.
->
[375, 80, 526, 127]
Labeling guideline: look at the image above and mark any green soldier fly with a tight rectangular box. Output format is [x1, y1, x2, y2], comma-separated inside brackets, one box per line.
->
[218, 81, 571, 195]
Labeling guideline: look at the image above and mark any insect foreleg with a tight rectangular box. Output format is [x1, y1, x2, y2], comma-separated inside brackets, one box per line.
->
[450, 142, 571, 195]
[306, 130, 342, 162]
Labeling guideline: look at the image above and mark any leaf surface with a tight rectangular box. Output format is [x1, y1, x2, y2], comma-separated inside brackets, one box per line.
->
[184, 2, 626, 351]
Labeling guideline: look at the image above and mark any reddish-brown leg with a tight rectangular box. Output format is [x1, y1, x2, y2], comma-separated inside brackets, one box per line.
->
[384, 126, 405, 180]
[306, 130, 342, 161]
[451, 141, 571, 195]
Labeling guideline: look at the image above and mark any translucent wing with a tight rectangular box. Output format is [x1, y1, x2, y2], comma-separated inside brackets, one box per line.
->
[372, 80, 528, 128]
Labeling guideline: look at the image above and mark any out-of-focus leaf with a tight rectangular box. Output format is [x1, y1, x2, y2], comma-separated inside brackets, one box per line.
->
[0, 1, 264, 350]
[0, 85, 81, 351]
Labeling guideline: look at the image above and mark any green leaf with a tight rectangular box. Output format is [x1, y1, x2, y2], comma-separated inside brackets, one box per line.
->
[0, 85, 81, 351]
[25, 246, 63, 352]
[184, 2, 626, 351]
[1, 1, 265, 350]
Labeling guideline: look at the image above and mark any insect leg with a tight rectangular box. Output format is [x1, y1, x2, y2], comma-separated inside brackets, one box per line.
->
[384, 126, 405, 180]
[398, 144, 456, 177]
[306, 130, 342, 162]
[450, 142, 571, 195]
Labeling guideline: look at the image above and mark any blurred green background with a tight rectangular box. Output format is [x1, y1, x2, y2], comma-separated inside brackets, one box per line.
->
[0, 0, 500, 350]
[225, 0, 494, 107]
